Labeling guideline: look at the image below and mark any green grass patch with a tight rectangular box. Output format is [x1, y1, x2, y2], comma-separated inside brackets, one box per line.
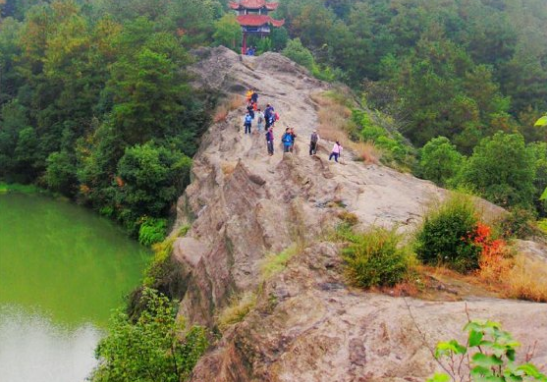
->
[217, 291, 257, 332]
[138, 217, 167, 246]
[177, 224, 191, 237]
[260, 245, 299, 281]
[143, 237, 177, 288]
[0, 182, 43, 194]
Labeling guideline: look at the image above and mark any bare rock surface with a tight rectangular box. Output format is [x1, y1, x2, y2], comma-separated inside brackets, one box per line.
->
[171, 47, 547, 381]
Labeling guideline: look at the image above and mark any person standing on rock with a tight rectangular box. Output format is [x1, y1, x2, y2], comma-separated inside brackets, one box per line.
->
[244, 112, 253, 134]
[266, 127, 274, 156]
[251, 90, 258, 104]
[247, 102, 255, 120]
[282, 128, 293, 153]
[309, 130, 319, 155]
[256, 108, 265, 132]
[329, 141, 342, 162]
[264, 104, 274, 128]
[289, 127, 297, 153]
[246, 89, 254, 103]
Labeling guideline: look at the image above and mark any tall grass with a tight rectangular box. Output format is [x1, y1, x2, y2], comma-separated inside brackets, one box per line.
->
[214, 95, 246, 123]
[217, 292, 257, 332]
[311, 91, 383, 163]
[506, 256, 547, 302]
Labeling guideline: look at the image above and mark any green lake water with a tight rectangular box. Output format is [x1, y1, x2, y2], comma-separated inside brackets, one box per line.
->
[0, 192, 150, 382]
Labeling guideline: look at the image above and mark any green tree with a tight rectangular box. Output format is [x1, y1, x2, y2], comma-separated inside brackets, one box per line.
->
[115, 143, 192, 228]
[462, 132, 536, 208]
[419, 137, 464, 187]
[45, 151, 77, 195]
[212, 13, 241, 51]
[282, 38, 315, 71]
[92, 288, 208, 382]
[107, 44, 189, 145]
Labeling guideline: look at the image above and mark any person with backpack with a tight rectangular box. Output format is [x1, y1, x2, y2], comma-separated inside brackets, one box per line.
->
[309, 130, 319, 155]
[266, 127, 274, 156]
[256, 109, 265, 132]
[247, 102, 255, 119]
[282, 128, 293, 153]
[246, 89, 254, 103]
[243, 112, 253, 134]
[271, 111, 280, 127]
[289, 127, 297, 153]
[329, 141, 342, 162]
[251, 90, 258, 104]
[264, 104, 274, 128]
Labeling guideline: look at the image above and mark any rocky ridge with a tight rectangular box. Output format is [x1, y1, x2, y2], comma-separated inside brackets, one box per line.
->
[171, 47, 547, 381]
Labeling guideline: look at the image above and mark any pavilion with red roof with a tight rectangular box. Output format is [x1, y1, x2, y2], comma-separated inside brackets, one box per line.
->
[229, 0, 285, 54]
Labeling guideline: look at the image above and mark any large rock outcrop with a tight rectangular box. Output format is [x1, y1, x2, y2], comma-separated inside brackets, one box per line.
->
[171, 47, 547, 381]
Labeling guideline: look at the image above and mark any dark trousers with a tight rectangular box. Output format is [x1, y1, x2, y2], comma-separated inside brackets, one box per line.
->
[267, 140, 274, 155]
[310, 141, 317, 155]
[329, 152, 339, 162]
[284, 144, 291, 153]
[244, 123, 251, 134]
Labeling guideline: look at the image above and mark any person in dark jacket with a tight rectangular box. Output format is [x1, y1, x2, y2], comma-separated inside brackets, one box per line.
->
[309, 130, 319, 155]
[266, 127, 274, 156]
[246, 103, 255, 119]
[264, 104, 274, 128]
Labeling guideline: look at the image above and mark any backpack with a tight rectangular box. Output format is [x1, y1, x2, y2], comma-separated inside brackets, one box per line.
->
[282, 133, 292, 145]
[274, 112, 280, 121]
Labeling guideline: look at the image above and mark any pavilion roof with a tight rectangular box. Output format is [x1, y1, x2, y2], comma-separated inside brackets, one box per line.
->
[236, 14, 285, 27]
[229, 0, 279, 11]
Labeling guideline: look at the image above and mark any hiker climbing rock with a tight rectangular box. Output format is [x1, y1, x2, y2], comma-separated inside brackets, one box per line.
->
[266, 127, 274, 156]
[310, 130, 319, 155]
[251, 90, 258, 104]
[243, 112, 252, 134]
[329, 141, 342, 162]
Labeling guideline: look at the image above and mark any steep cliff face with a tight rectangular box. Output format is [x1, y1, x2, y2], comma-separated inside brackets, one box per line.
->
[172, 47, 547, 381]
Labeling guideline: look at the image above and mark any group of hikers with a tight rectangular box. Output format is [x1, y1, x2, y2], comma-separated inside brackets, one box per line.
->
[243, 89, 343, 162]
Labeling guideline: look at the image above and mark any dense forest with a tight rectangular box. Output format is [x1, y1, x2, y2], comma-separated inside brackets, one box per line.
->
[2, 0, 547, 240]
[0, 0, 223, 240]
[3, 1, 547, 381]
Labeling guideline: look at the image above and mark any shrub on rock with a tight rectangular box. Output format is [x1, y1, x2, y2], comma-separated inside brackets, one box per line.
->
[343, 227, 409, 288]
[416, 195, 481, 272]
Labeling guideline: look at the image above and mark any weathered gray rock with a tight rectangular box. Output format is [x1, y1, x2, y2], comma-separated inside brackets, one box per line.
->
[170, 47, 547, 381]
